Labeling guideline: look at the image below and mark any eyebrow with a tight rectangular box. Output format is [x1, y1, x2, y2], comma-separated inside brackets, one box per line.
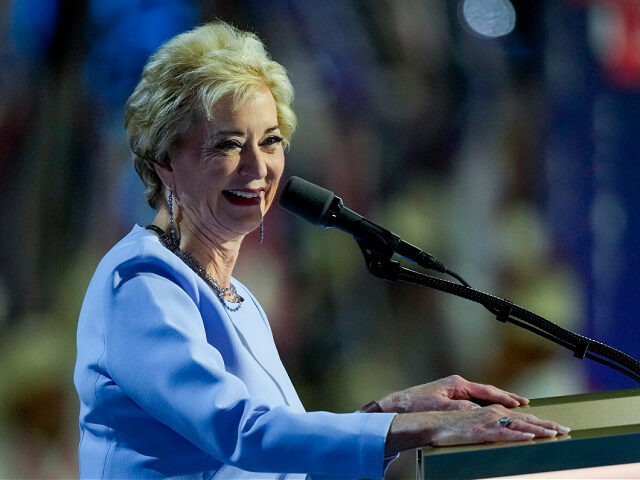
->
[213, 125, 281, 137]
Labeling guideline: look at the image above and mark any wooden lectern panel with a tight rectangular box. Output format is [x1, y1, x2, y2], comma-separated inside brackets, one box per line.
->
[418, 388, 640, 479]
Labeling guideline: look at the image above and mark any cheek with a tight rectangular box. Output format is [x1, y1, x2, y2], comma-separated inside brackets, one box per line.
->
[264, 154, 285, 208]
[269, 152, 285, 181]
[176, 164, 225, 210]
[270, 154, 285, 183]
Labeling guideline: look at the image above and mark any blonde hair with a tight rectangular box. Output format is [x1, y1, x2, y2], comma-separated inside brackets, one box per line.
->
[125, 21, 297, 208]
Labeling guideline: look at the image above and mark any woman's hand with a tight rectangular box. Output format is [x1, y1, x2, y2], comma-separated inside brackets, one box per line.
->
[377, 375, 529, 413]
[384, 404, 570, 456]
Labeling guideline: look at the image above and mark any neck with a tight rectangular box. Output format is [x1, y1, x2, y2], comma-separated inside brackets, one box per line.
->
[151, 208, 243, 288]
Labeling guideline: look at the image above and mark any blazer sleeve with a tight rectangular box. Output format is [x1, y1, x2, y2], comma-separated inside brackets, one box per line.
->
[104, 258, 396, 479]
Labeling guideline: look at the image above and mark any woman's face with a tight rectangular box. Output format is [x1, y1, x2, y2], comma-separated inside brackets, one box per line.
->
[167, 86, 285, 240]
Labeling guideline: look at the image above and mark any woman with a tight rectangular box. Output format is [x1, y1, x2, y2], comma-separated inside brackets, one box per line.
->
[74, 22, 568, 479]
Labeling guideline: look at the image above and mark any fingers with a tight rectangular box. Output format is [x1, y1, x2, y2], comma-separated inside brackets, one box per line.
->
[445, 399, 481, 411]
[489, 407, 571, 438]
[458, 379, 528, 407]
[481, 427, 536, 444]
[514, 412, 571, 434]
[381, 374, 532, 415]
[505, 419, 558, 438]
[507, 391, 530, 406]
[388, 406, 570, 452]
[438, 375, 527, 407]
[428, 408, 540, 446]
[431, 424, 536, 446]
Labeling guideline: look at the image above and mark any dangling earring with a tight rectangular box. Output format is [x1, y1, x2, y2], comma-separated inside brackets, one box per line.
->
[259, 218, 264, 244]
[168, 190, 177, 246]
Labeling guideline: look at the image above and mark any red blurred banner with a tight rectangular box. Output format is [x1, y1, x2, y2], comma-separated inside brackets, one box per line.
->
[576, 0, 640, 88]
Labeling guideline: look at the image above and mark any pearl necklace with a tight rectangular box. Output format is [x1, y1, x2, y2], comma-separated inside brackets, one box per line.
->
[146, 225, 244, 312]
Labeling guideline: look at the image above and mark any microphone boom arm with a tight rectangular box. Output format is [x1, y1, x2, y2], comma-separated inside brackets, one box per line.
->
[356, 243, 640, 384]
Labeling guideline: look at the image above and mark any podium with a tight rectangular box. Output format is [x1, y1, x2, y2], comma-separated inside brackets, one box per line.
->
[417, 388, 640, 479]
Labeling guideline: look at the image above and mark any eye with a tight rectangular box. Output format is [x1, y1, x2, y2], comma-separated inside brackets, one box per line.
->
[261, 135, 283, 147]
[215, 139, 243, 151]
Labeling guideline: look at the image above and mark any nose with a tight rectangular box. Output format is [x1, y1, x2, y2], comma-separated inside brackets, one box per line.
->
[239, 143, 268, 180]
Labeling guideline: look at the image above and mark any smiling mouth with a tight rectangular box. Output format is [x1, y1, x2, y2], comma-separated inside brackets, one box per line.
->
[222, 189, 263, 206]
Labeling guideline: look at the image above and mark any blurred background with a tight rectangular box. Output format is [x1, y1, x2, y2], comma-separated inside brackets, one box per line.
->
[1, 0, 640, 477]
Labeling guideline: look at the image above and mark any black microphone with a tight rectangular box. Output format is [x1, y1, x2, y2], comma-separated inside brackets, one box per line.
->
[279, 176, 448, 274]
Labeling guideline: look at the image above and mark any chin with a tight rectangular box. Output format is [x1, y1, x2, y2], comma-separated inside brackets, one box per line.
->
[226, 216, 263, 237]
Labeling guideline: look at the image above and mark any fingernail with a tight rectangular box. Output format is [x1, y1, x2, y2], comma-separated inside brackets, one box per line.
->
[557, 425, 571, 434]
[521, 432, 535, 439]
[544, 429, 558, 436]
[471, 405, 482, 409]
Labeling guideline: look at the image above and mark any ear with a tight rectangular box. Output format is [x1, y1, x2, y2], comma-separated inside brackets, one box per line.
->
[154, 160, 174, 193]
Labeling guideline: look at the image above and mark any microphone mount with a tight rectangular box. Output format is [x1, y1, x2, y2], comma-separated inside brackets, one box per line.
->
[361, 250, 640, 384]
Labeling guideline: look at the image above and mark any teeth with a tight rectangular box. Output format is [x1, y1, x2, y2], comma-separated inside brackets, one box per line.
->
[227, 190, 260, 198]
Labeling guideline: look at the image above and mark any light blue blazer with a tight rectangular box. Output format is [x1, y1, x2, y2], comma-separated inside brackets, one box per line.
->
[74, 225, 396, 479]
